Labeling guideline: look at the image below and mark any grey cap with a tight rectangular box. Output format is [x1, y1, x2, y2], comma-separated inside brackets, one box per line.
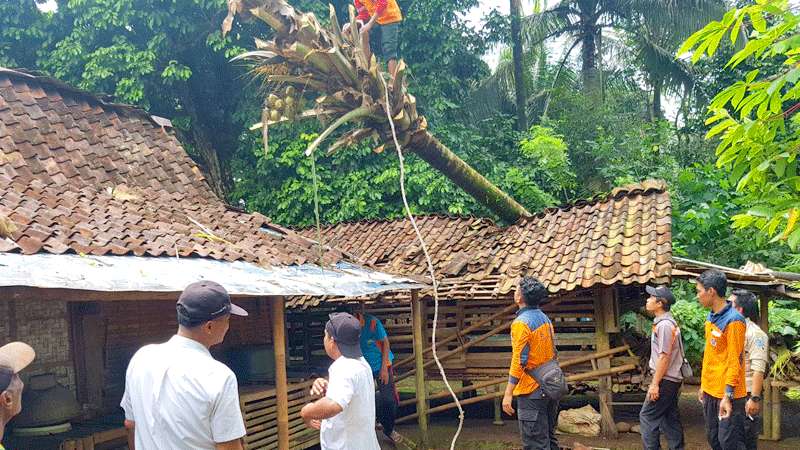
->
[325, 312, 362, 359]
[646, 285, 675, 305]
[177, 280, 248, 325]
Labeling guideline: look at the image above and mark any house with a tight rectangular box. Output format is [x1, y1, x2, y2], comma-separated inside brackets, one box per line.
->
[295, 180, 672, 436]
[0, 68, 420, 449]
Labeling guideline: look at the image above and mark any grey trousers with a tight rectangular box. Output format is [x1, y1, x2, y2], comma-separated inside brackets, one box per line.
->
[639, 379, 685, 450]
[517, 393, 559, 450]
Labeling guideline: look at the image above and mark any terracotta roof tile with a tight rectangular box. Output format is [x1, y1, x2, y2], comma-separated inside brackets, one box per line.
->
[301, 181, 672, 295]
[0, 68, 348, 268]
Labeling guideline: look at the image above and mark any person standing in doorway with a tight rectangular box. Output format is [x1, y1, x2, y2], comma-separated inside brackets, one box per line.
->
[354, 309, 401, 444]
[301, 312, 380, 450]
[639, 285, 686, 450]
[731, 289, 769, 450]
[696, 269, 747, 450]
[0, 342, 35, 449]
[121, 281, 249, 450]
[502, 276, 560, 450]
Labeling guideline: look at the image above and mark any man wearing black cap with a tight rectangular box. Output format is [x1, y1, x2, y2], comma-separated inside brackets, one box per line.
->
[121, 280, 249, 450]
[639, 285, 687, 450]
[301, 312, 380, 450]
[0, 341, 35, 449]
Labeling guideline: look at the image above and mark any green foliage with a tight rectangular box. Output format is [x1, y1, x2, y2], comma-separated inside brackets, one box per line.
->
[0, 1, 51, 68]
[682, 0, 800, 249]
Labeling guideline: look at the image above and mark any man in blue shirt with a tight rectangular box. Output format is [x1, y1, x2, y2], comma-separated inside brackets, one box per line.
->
[355, 310, 400, 444]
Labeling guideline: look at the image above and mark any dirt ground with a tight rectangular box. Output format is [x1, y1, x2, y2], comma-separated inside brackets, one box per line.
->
[387, 388, 800, 450]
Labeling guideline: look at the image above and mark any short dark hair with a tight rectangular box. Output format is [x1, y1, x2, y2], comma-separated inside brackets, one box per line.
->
[697, 269, 727, 298]
[657, 297, 672, 311]
[519, 276, 548, 307]
[731, 289, 759, 322]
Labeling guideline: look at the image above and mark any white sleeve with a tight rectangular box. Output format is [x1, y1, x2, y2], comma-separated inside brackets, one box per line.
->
[325, 362, 355, 410]
[210, 372, 247, 443]
[120, 353, 136, 421]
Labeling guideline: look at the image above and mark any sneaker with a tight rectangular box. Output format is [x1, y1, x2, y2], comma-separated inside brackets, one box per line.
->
[386, 430, 403, 444]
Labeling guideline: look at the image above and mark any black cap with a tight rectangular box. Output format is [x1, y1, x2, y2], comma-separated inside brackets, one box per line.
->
[646, 285, 675, 305]
[325, 312, 362, 359]
[177, 281, 248, 326]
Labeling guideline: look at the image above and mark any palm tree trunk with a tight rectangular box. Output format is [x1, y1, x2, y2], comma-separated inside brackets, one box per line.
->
[409, 130, 530, 222]
[652, 75, 664, 120]
[510, 0, 528, 131]
[581, 27, 601, 100]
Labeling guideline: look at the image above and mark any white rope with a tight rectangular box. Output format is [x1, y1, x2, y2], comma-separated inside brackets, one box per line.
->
[378, 73, 464, 449]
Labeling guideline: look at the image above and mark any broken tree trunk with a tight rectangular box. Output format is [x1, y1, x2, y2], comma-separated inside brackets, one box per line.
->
[223, 0, 531, 223]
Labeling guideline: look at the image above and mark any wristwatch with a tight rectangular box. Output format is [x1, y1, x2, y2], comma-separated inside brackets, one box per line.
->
[751, 395, 762, 402]
[725, 391, 735, 400]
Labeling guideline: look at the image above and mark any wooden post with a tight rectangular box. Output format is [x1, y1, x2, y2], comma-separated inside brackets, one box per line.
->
[760, 378, 772, 440]
[594, 289, 618, 438]
[271, 296, 290, 450]
[493, 384, 504, 426]
[410, 291, 429, 443]
[771, 382, 781, 441]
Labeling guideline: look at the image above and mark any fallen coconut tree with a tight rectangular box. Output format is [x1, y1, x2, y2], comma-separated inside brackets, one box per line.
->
[222, 0, 530, 223]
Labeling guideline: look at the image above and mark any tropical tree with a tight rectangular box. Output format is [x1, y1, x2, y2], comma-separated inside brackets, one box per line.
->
[510, 0, 529, 130]
[520, 0, 723, 98]
[223, 0, 531, 222]
[680, 0, 800, 249]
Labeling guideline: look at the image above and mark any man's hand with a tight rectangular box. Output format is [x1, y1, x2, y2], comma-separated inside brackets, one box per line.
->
[310, 378, 328, 397]
[379, 366, 389, 385]
[308, 419, 321, 430]
[647, 383, 660, 402]
[698, 388, 704, 404]
[719, 395, 732, 419]
[746, 398, 761, 416]
[502, 393, 514, 416]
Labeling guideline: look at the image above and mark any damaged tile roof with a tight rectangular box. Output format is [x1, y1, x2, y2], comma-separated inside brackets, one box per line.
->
[303, 179, 672, 295]
[0, 68, 344, 267]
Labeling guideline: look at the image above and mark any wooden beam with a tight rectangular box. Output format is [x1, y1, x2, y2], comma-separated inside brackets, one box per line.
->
[393, 303, 517, 369]
[1, 286, 269, 303]
[594, 289, 617, 438]
[759, 294, 769, 334]
[271, 296, 290, 450]
[410, 291, 429, 440]
[396, 318, 512, 383]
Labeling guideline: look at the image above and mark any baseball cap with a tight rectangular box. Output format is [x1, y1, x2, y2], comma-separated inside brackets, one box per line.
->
[0, 342, 35, 392]
[646, 285, 675, 305]
[177, 280, 248, 326]
[325, 312, 363, 359]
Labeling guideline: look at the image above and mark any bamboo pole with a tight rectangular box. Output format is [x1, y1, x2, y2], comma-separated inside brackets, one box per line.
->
[271, 296, 290, 449]
[393, 303, 517, 369]
[559, 345, 630, 368]
[395, 364, 638, 424]
[396, 318, 512, 383]
[398, 377, 507, 407]
[410, 291, 429, 441]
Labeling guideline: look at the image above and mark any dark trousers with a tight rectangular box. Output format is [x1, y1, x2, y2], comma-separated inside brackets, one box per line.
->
[639, 379, 685, 450]
[375, 366, 398, 436]
[703, 393, 746, 450]
[517, 394, 559, 450]
[743, 394, 760, 450]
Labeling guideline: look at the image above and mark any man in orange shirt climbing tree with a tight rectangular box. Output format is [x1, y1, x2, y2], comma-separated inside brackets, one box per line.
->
[352, 0, 403, 77]
[696, 269, 747, 450]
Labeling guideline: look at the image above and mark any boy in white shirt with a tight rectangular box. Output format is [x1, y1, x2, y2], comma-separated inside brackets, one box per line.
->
[301, 312, 380, 450]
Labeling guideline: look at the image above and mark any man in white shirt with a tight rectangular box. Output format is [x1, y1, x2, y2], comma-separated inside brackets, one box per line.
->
[121, 280, 249, 450]
[731, 289, 769, 450]
[301, 312, 380, 450]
